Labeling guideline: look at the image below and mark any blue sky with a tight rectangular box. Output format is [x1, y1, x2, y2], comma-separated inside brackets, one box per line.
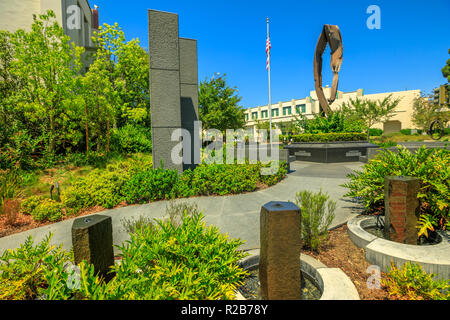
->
[88, 0, 450, 109]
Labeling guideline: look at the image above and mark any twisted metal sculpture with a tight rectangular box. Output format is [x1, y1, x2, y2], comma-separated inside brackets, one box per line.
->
[313, 25, 344, 116]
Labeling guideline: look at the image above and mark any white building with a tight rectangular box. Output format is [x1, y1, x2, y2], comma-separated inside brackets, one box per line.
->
[244, 87, 421, 136]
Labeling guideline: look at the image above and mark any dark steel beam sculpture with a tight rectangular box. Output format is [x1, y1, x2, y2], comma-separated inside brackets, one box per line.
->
[313, 25, 344, 116]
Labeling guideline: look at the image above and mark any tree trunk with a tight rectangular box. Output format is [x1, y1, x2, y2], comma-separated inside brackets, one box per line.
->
[85, 104, 89, 153]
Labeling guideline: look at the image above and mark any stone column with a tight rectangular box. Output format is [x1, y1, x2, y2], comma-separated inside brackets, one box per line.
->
[259, 201, 302, 300]
[384, 176, 420, 244]
[72, 215, 115, 282]
[179, 38, 200, 170]
[148, 10, 183, 173]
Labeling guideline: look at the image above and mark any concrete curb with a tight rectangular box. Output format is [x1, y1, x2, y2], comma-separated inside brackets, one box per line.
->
[347, 215, 450, 280]
[235, 249, 360, 300]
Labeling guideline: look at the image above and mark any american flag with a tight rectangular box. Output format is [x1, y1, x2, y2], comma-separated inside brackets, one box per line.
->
[266, 35, 271, 70]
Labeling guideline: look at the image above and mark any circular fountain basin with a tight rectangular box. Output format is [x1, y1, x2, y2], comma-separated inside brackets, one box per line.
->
[234, 249, 360, 300]
[347, 215, 450, 280]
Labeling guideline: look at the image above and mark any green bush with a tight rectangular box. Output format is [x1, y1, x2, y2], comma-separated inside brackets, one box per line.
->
[111, 124, 152, 154]
[369, 128, 383, 136]
[382, 262, 449, 300]
[0, 234, 71, 300]
[343, 146, 450, 234]
[296, 110, 365, 134]
[31, 199, 64, 222]
[1, 214, 249, 300]
[294, 190, 336, 251]
[258, 161, 288, 186]
[122, 167, 179, 204]
[20, 195, 46, 215]
[282, 132, 367, 143]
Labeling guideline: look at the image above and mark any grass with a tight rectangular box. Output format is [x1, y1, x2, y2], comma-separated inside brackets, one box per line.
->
[20, 153, 153, 200]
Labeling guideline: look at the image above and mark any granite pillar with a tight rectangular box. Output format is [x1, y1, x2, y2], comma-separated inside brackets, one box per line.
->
[72, 215, 115, 282]
[384, 176, 421, 244]
[259, 201, 302, 300]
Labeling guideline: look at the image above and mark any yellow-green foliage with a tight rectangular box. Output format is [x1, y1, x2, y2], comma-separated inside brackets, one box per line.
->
[1, 213, 249, 300]
[31, 199, 63, 222]
[0, 234, 71, 300]
[382, 262, 449, 300]
[343, 146, 450, 234]
[20, 195, 46, 215]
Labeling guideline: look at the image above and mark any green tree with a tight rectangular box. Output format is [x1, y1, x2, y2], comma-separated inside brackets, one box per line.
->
[93, 23, 150, 127]
[442, 48, 450, 82]
[9, 11, 85, 156]
[199, 73, 245, 133]
[341, 95, 401, 140]
[412, 93, 441, 131]
[81, 57, 118, 153]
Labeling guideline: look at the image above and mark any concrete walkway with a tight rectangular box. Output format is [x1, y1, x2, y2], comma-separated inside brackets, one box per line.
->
[0, 161, 365, 254]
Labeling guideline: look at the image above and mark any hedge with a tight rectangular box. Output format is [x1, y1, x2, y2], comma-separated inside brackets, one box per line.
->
[281, 132, 367, 143]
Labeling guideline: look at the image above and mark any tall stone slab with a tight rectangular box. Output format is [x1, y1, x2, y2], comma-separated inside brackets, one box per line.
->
[72, 215, 115, 282]
[180, 38, 200, 170]
[149, 10, 183, 172]
[149, 10, 200, 173]
[384, 176, 420, 244]
[259, 201, 302, 300]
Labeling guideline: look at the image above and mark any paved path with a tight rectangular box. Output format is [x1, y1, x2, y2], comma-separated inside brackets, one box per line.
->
[0, 161, 365, 254]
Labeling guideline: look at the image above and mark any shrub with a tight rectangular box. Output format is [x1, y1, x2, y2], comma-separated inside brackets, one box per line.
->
[0, 170, 22, 213]
[343, 146, 450, 234]
[296, 110, 365, 134]
[20, 195, 46, 215]
[2, 214, 249, 300]
[282, 132, 367, 143]
[122, 167, 179, 204]
[3, 199, 20, 226]
[369, 128, 383, 136]
[382, 262, 449, 300]
[190, 163, 259, 196]
[0, 234, 71, 300]
[31, 199, 64, 222]
[258, 161, 288, 186]
[111, 124, 152, 154]
[294, 189, 336, 251]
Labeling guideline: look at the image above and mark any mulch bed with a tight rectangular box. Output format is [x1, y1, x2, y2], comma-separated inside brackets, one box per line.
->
[302, 224, 392, 300]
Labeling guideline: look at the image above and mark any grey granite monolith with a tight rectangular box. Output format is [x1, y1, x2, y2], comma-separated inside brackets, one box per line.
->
[180, 37, 200, 170]
[72, 215, 115, 282]
[259, 201, 302, 300]
[149, 10, 200, 173]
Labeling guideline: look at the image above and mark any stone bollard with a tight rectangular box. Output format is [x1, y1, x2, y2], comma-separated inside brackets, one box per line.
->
[384, 176, 420, 244]
[259, 201, 302, 300]
[72, 215, 115, 282]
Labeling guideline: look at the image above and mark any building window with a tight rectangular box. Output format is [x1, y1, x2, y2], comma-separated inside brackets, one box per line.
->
[252, 112, 258, 120]
[283, 106, 292, 116]
[245, 114, 249, 121]
[296, 104, 306, 114]
[271, 108, 279, 117]
[261, 110, 268, 118]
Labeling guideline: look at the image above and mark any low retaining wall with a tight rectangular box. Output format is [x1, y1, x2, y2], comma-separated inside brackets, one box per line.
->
[285, 141, 378, 163]
[235, 249, 360, 300]
[347, 216, 450, 280]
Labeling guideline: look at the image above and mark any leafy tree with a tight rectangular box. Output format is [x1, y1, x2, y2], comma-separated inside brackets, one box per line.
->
[412, 93, 441, 131]
[199, 73, 245, 133]
[81, 57, 118, 153]
[93, 23, 150, 127]
[341, 95, 401, 140]
[442, 48, 450, 82]
[9, 11, 85, 156]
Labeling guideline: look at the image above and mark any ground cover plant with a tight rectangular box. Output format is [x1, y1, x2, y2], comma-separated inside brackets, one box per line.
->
[343, 146, 450, 236]
[0, 204, 249, 300]
[382, 262, 449, 300]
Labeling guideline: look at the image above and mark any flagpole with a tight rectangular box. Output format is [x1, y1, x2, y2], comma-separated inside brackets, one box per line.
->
[267, 17, 273, 146]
